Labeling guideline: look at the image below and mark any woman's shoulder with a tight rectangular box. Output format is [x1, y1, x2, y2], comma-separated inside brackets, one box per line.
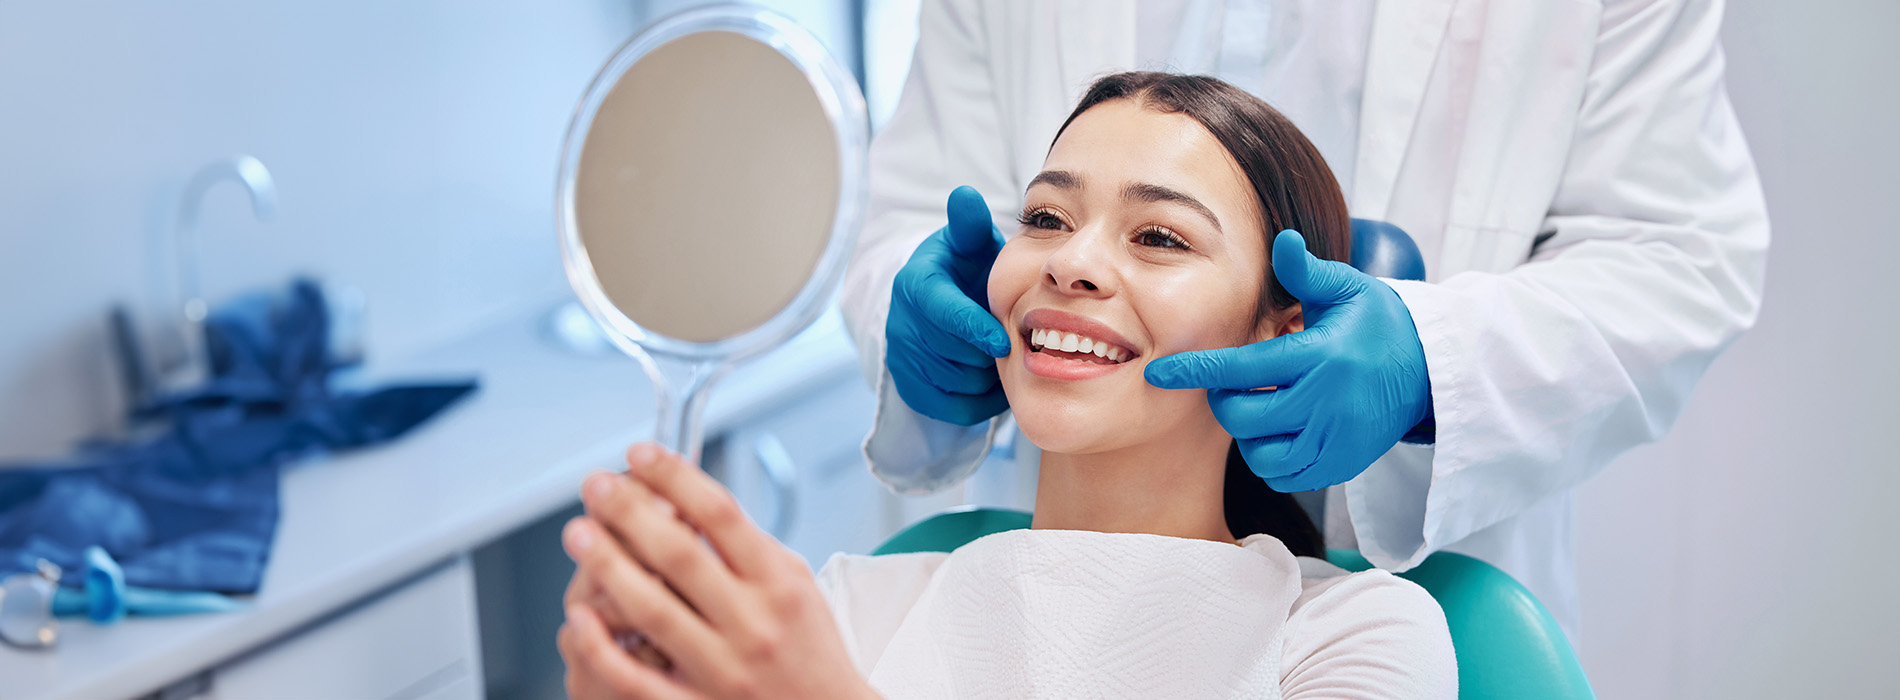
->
[1286, 556, 1441, 621]
[814, 551, 952, 675]
[815, 550, 952, 603]
[1229, 535, 1442, 619]
[1277, 555, 1459, 698]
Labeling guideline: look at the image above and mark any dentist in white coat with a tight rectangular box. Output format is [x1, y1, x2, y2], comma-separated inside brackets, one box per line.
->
[841, 0, 1769, 641]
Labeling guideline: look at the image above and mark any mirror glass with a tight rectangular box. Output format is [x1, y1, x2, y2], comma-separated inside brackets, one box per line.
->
[558, 6, 866, 460]
[576, 30, 840, 343]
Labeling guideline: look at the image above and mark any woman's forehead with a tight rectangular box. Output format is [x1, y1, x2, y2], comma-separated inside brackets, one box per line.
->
[1039, 101, 1258, 229]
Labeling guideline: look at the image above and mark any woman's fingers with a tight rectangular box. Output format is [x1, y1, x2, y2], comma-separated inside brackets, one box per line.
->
[560, 604, 706, 700]
[566, 556, 621, 613]
[580, 471, 760, 633]
[566, 564, 638, 632]
[622, 444, 792, 581]
[561, 517, 733, 680]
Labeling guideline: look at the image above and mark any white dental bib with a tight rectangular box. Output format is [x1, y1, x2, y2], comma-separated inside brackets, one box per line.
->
[820, 528, 1305, 699]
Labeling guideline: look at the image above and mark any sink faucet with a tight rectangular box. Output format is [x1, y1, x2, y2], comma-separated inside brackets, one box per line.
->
[163, 155, 276, 389]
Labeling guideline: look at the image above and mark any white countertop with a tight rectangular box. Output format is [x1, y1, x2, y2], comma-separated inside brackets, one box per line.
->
[0, 298, 864, 700]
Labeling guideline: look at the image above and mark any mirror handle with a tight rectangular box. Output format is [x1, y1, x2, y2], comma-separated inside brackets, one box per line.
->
[642, 353, 721, 465]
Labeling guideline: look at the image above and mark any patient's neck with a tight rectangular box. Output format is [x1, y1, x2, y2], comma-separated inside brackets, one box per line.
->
[1030, 426, 1236, 545]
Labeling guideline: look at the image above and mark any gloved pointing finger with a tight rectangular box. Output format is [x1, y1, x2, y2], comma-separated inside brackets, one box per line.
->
[905, 270, 1010, 361]
[1144, 331, 1323, 391]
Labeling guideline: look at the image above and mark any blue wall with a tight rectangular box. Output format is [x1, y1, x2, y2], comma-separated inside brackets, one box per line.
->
[0, 2, 645, 458]
[0, 1, 866, 461]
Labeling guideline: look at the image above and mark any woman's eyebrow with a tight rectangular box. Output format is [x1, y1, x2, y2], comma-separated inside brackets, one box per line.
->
[1123, 182, 1222, 233]
[1027, 170, 1081, 191]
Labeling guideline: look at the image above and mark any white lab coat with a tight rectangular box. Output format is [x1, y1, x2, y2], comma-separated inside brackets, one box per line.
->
[839, 0, 1770, 640]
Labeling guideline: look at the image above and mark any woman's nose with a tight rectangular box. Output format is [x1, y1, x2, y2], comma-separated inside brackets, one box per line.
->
[1043, 233, 1116, 297]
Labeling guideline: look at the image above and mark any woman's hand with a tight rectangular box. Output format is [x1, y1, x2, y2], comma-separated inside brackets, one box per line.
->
[558, 444, 876, 700]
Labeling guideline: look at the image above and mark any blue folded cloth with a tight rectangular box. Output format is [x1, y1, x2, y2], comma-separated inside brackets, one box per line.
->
[0, 279, 476, 594]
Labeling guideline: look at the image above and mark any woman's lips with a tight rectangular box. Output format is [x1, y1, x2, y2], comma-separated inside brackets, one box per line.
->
[1016, 308, 1140, 381]
[1023, 347, 1130, 380]
[1019, 309, 1140, 360]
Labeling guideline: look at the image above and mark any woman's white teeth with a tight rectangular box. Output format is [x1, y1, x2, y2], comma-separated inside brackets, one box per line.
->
[1029, 328, 1129, 362]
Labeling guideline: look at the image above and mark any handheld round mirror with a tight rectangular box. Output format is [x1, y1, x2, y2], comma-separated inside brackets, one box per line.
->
[557, 5, 867, 463]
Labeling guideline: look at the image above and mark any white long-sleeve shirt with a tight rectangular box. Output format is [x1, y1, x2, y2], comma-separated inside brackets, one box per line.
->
[817, 529, 1456, 699]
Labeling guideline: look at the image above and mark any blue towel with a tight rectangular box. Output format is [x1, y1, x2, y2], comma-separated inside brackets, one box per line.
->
[0, 279, 476, 593]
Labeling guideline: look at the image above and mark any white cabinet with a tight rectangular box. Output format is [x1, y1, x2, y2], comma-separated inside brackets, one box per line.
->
[706, 372, 889, 567]
[203, 557, 483, 700]
[703, 369, 986, 568]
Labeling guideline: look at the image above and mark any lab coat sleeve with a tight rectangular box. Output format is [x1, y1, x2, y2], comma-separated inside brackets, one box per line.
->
[1347, 0, 1770, 570]
[840, 0, 1020, 494]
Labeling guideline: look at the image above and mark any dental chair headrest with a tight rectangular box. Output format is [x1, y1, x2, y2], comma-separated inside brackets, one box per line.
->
[1349, 218, 1427, 282]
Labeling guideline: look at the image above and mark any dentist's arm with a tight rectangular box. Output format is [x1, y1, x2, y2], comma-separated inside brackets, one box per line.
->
[1354, 0, 1768, 570]
[1155, 0, 1768, 571]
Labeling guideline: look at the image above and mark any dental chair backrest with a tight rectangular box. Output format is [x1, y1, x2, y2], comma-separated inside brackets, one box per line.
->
[872, 507, 1596, 700]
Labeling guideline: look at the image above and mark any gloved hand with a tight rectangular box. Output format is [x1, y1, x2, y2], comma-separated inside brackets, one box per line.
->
[885, 186, 1012, 426]
[1145, 230, 1433, 492]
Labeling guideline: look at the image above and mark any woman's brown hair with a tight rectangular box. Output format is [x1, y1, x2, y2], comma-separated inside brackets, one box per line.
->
[1052, 72, 1352, 556]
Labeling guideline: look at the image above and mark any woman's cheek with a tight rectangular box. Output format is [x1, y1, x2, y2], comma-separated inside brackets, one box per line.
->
[987, 240, 1035, 324]
[1134, 278, 1253, 356]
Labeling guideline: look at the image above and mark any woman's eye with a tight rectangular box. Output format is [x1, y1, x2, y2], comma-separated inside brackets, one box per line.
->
[1017, 210, 1066, 231]
[1134, 228, 1190, 250]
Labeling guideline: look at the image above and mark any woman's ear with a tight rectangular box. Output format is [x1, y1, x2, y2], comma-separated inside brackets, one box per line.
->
[1250, 303, 1305, 343]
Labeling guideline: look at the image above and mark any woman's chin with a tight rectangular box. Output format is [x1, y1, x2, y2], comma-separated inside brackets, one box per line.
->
[1017, 427, 1108, 456]
[1000, 361, 1151, 455]
[1010, 402, 1128, 456]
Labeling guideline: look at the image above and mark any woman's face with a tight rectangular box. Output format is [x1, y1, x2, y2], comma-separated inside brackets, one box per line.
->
[990, 99, 1295, 456]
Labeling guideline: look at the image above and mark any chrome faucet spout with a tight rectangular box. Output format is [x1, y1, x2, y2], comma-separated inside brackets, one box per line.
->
[166, 155, 276, 386]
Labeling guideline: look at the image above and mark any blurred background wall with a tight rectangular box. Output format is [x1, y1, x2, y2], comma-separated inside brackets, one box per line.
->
[0, 1, 634, 460]
[1573, 1, 1900, 697]
[0, 1, 1892, 697]
[0, 0, 862, 464]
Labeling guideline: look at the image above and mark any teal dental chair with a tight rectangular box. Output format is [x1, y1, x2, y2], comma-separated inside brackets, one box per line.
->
[869, 222, 1593, 698]
[873, 507, 1595, 700]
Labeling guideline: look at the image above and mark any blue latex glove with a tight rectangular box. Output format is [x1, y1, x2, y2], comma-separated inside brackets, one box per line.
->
[1146, 230, 1433, 492]
[885, 186, 1012, 426]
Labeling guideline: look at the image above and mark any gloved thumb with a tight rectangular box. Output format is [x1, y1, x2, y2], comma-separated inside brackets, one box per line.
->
[944, 186, 1004, 260]
[1272, 229, 1362, 307]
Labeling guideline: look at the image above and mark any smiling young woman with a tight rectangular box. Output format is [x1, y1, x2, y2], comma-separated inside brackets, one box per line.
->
[803, 73, 1454, 698]
[990, 72, 1351, 550]
[559, 73, 1455, 700]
